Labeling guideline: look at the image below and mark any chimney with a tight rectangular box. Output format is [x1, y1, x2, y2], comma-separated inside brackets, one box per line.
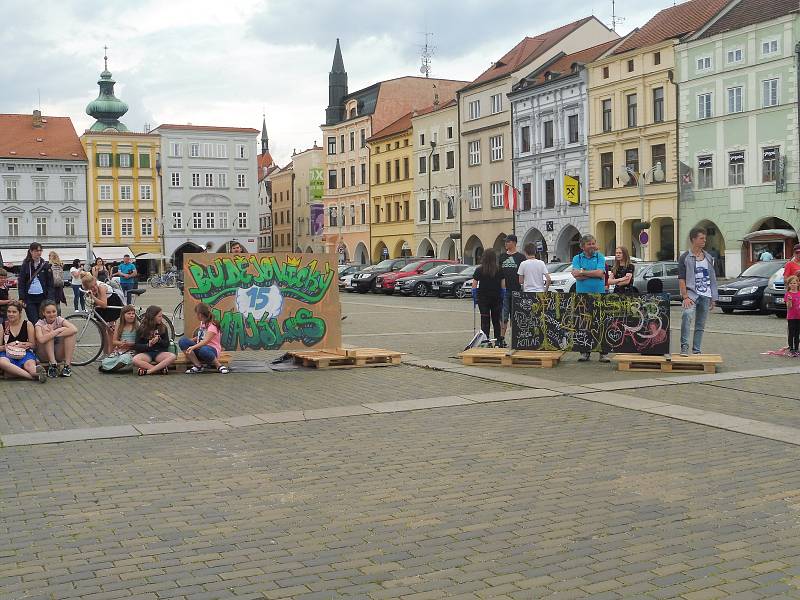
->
[32, 109, 43, 128]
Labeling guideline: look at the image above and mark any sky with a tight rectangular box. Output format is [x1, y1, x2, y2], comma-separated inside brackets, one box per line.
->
[1, 0, 677, 166]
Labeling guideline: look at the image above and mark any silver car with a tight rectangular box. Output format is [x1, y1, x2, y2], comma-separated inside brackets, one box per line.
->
[631, 261, 681, 299]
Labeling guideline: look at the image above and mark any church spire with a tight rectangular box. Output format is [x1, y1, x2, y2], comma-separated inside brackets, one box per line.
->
[325, 38, 348, 125]
[261, 113, 269, 155]
[331, 38, 345, 73]
[86, 47, 129, 132]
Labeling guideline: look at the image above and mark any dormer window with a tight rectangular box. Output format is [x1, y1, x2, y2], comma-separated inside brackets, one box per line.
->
[345, 100, 358, 118]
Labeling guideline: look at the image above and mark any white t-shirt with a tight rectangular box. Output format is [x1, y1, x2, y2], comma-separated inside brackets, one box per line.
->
[70, 267, 82, 286]
[694, 258, 712, 298]
[517, 258, 549, 292]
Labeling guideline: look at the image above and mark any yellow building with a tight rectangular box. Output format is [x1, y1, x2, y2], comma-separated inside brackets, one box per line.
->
[366, 112, 415, 260]
[587, 0, 726, 260]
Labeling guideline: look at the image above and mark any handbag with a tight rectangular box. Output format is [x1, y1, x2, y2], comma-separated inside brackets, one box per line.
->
[4, 327, 27, 359]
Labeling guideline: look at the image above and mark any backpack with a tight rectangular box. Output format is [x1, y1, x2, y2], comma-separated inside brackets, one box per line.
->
[51, 263, 64, 288]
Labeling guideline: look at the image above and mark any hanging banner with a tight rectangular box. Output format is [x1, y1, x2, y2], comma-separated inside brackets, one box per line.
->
[563, 174, 580, 205]
[183, 253, 342, 351]
[310, 168, 324, 200]
[511, 291, 670, 354]
[310, 203, 324, 236]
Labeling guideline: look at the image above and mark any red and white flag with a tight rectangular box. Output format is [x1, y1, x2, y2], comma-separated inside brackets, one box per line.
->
[503, 182, 519, 211]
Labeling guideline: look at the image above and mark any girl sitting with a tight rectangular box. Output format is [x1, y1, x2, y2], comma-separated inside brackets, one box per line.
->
[35, 300, 77, 377]
[0, 300, 46, 382]
[178, 303, 229, 374]
[99, 305, 138, 373]
[132, 305, 176, 375]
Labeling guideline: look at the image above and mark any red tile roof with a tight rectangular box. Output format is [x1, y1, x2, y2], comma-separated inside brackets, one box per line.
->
[698, 0, 799, 39]
[155, 124, 259, 134]
[613, 0, 731, 54]
[367, 111, 414, 142]
[523, 39, 621, 87]
[0, 113, 86, 161]
[465, 17, 598, 89]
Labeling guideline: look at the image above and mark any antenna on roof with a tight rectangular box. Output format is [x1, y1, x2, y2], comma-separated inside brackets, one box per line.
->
[37, 88, 41, 111]
[419, 31, 434, 78]
[608, 0, 625, 32]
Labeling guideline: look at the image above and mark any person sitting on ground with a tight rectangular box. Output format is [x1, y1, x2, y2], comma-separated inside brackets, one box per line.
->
[132, 305, 176, 376]
[179, 303, 229, 374]
[517, 242, 551, 293]
[100, 305, 138, 373]
[0, 300, 46, 382]
[35, 300, 77, 378]
[81, 274, 125, 355]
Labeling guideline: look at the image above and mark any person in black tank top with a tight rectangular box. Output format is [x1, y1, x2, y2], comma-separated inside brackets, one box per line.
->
[0, 300, 45, 381]
[472, 248, 506, 346]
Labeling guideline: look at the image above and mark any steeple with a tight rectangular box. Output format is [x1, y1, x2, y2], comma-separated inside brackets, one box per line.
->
[325, 38, 348, 125]
[85, 47, 129, 132]
[261, 113, 269, 155]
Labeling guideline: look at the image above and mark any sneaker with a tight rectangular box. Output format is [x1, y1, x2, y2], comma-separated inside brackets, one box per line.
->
[578, 353, 591, 362]
[218, 365, 230, 374]
[185, 365, 203, 374]
[496, 337, 506, 349]
[599, 354, 611, 363]
[692, 351, 702, 355]
[47, 363, 58, 378]
[680, 348, 689, 357]
[60, 365, 72, 377]
[36, 365, 47, 383]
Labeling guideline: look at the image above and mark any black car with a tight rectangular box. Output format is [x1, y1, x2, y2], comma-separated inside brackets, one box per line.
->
[397, 264, 469, 297]
[716, 259, 786, 313]
[437, 265, 477, 298]
[350, 257, 420, 293]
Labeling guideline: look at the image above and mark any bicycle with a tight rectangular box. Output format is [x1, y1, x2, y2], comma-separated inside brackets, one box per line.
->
[67, 289, 175, 366]
[148, 272, 177, 288]
[172, 275, 185, 337]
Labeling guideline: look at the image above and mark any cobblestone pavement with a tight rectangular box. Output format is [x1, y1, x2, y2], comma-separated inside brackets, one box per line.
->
[4, 288, 800, 598]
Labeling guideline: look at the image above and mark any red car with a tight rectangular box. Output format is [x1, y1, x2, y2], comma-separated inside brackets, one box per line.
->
[375, 259, 455, 294]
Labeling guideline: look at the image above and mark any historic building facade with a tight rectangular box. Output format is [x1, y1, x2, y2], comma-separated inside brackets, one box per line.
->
[0, 111, 88, 264]
[268, 162, 294, 252]
[290, 145, 324, 254]
[677, 0, 800, 276]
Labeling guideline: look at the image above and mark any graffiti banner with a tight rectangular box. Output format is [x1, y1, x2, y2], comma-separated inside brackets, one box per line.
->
[310, 203, 324, 236]
[511, 292, 670, 354]
[183, 253, 342, 351]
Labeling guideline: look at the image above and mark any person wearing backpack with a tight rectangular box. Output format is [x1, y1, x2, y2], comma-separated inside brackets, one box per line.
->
[17, 242, 54, 324]
[48, 251, 67, 314]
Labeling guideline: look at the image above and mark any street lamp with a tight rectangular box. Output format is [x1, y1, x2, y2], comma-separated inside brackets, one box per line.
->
[619, 161, 665, 240]
[427, 140, 437, 257]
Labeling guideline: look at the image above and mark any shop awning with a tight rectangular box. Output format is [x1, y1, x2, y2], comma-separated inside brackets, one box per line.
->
[1, 248, 29, 267]
[741, 229, 797, 241]
[92, 246, 135, 262]
[135, 252, 164, 260]
[51, 247, 91, 262]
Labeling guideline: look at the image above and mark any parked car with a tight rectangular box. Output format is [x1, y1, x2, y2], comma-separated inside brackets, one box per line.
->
[716, 259, 786, 313]
[549, 256, 641, 293]
[376, 258, 455, 294]
[338, 264, 365, 291]
[547, 262, 570, 273]
[437, 266, 478, 298]
[396, 263, 469, 297]
[631, 261, 681, 299]
[350, 257, 420, 293]
[763, 266, 787, 316]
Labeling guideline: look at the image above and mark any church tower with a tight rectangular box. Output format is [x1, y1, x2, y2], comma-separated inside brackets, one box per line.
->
[85, 48, 129, 132]
[325, 39, 348, 126]
[261, 114, 269, 155]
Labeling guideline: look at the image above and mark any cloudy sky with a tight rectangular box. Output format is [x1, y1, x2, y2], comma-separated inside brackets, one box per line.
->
[2, 0, 674, 166]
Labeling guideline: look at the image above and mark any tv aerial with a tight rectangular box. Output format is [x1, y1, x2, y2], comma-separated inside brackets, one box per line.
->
[419, 31, 434, 78]
[608, 0, 625, 32]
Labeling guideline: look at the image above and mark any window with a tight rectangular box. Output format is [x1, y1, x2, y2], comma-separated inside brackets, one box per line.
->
[381, 161, 388, 183]
[192, 211, 203, 229]
[698, 155, 713, 189]
[602, 66, 609, 79]
[373, 205, 379, 224]
[61, 179, 74, 201]
[374, 164, 380, 184]
[522, 183, 532, 211]
[545, 179, 555, 209]
[627, 59, 634, 72]
[468, 140, 480, 165]
[418, 198, 427, 222]
[432, 198, 441, 221]
[349, 131, 355, 151]
[763, 147, 779, 183]
[654, 52, 661, 66]
[490, 182, 503, 208]
[727, 48, 743, 63]
[543, 121, 554, 149]
[64, 217, 75, 237]
[419, 133, 425, 146]
[5, 179, 17, 200]
[327, 137, 336, 155]
[236, 143, 247, 159]
[101, 218, 113, 237]
[328, 169, 337, 189]
[568, 115, 579, 144]
[205, 173, 214, 187]
[601, 152, 614, 189]
[447, 126, 453, 139]
[361, 203, 366, 224]
[100, 184, 112, 201]
[237, 211, 248, 229]
[141, 218, 153, 236]
[172, 211, 183, 229]
[602, 99, 612, 132]
[625, 149, 639, 184]
[432, 154, 440, 172]
[119, 153, 131, 168]
[698, 93, 712, 119]
[468, 99, 480, 120]
[350, 205, 356, 225]
[722, 87, 743, 116]
[203, 143, 213, 157]
[521, 125, 531, 152]
[360, 129, 366, 148]
[191, 173, 201, 187]
[763, 79, 779, 107]
[339, 135, 345, 153]
[696, 56, 711, 71]
[361, 163, 366, 184]
[653, 87, 664, 123]
[419, 156, 427, 174]
[386, 203, 392, 222]
[218, 173, 227, 188]
[139, 153, 150, 168]
[120, 185, 132, 200]
[651, 144, 666, 174]
[626, 94, 637, 127]
[219, 211, 228, 229]
[34, 180, 46, 202]
[728, 151, 745, 185]
[98, 152, 111, 167]
[190, 143, 199, 157]
[490, 135, 503, 161]
[762, 40, 779, 55]
[446, 150, 455, 169]
[171, 172, 181, 187]
[468, 185, 482, 210]
[340, 167, 345, 188]
[490, 93, 502, 114]
[121, 217, 133, 236]
[170, 142, 181, 157]
[140, 184, 151, 200]
[403, 157, 409, 179]
[446, 196, 455, 219]
[7, 217, 18, 237]
[216, 144, 227, 158]
[350, 165, 356, 186]
[205, 211, 216, 229]
[237, 173, 247, 188]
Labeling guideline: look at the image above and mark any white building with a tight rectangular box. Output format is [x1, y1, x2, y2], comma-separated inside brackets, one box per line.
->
[151, 124, 260, 265]
[0, 111, 89, 265]
[509, 41, 618, 262]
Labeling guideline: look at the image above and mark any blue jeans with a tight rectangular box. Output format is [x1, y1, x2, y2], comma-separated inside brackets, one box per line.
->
[680, 295, 711, 353]
[72, 284, 85, 311]
[178, 337, 218, 364]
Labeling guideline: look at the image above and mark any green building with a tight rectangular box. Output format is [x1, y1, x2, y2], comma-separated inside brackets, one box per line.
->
[677, 0, 800, 276]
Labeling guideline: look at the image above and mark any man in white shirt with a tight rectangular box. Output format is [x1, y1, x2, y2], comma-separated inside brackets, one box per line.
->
[517, 243, 551, 292]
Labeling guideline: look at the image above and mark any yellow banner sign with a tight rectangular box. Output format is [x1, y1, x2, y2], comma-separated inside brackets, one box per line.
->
[564, 175, 580, 205]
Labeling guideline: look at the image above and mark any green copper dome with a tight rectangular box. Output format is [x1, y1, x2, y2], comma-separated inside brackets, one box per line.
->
[86, 58, 129, 132]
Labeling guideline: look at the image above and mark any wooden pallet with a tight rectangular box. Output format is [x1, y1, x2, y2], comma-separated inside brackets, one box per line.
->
[613, 353, 723, 374]
[171, 352, 232, 370]
[458, 348, 565, 368]
[288, 347, 404, 369]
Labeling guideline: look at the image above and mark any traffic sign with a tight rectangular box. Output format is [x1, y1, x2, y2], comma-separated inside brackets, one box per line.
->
[638, 231, 649, 246]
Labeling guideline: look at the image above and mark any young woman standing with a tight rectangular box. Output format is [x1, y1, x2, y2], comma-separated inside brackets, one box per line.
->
[91, 257, 110, 283]
[17, 242, 54, 323]
[69, 259, 86, 311]
[472, 248, 506, 347]
[608, 246, 636, 294]
[48, 251, 67, 312]
[0, 300, 46, 382]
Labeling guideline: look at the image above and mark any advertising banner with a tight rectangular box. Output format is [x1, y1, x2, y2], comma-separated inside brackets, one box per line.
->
[310, 203, 324, 236]
[310, 168, 324, 200]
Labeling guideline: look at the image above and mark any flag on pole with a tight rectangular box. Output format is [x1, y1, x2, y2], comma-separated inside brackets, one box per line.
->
[503, 182, 519, 211]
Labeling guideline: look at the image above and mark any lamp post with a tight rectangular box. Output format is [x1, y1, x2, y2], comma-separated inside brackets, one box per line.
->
[619, 161, 665, 258]
[427, 140, 437, 257]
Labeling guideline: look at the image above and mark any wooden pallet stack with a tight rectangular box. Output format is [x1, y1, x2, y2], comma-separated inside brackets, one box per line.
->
[612, 353, 723, 374]
[171, 352, 233, 371]
[458, 348, 565, 368]
[287, 347, 404, 369]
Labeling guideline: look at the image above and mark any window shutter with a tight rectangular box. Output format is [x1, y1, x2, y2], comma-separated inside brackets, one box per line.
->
[95, 152, 101, 167]
[115, 153, 120, 167]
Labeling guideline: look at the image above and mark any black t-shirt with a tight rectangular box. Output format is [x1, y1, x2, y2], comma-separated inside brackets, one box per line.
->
[0, 286, 7, 319]
[612, 264, 636, 293]
[473, 267, 504, 298]
[499, 251, 525, 292]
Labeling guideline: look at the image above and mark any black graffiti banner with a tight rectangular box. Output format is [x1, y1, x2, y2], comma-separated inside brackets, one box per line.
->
[511, 292, 670, 355]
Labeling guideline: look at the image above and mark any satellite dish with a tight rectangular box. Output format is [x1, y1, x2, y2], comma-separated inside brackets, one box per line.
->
[420, 65, 429, 75]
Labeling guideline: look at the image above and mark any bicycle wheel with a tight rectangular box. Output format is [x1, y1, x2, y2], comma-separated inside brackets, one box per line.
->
[165, 273, 177, 288]
[161, 314, 176, 340]
[65, 314, 105, 365]
[172, 301, 184, 337]
[148, 275, 161, 288]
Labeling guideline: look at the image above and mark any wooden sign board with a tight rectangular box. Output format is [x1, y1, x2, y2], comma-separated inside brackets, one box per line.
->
[183, 253, 342, 352]
[511, 291, 670, 355]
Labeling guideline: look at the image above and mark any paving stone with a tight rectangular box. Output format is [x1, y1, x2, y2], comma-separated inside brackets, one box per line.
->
[134, 420, 231, 435]
[1, 425, 140, 447]
[223, 415, 266, 428]
[303, 405, 377, 420]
